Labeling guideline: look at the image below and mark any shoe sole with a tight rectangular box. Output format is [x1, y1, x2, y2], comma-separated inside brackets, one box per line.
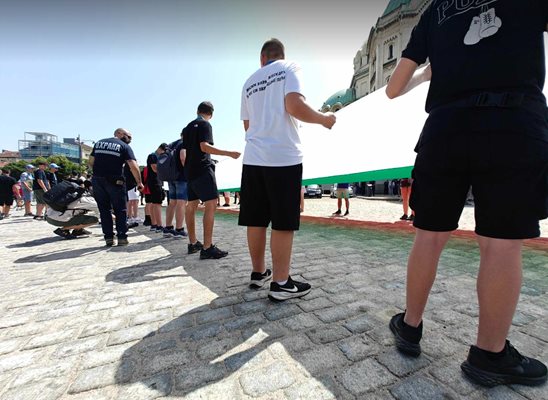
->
[199, 253, 228, 260]
[249, 275, 272, 289]
[389, 318, 421, 357]
[268, 288, 311, 302]
[461, 361, 548, 387]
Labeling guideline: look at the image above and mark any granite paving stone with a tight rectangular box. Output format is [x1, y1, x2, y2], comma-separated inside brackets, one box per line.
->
[0, 204, 546, 399]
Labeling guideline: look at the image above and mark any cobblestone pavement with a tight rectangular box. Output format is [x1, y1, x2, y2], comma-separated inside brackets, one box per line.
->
[0, 205, 547, 399]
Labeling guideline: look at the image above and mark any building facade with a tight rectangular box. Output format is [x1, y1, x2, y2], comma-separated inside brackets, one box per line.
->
[351, 0, 431, 99]
[321, 0, 431, 112]
[19, 132, 81, 163]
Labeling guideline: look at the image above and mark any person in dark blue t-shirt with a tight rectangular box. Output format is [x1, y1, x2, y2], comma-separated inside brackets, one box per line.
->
[89, 128, 143, 247]
[386, 1, 548, 387]
[32, 161, 50, 220]
[181, 101, 241, 259]
[145, 144, 167, 233]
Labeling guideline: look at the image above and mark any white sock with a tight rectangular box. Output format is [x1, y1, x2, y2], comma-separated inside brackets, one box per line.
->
[276, 279, 288, 286]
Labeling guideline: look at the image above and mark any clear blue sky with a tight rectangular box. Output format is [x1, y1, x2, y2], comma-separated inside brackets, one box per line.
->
[0, 0, 387, 163]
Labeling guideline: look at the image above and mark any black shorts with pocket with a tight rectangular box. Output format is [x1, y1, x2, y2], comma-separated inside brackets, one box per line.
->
[410, 99, 548, 239]
[187, 167, 218, 202]
[238, 164, 302, 231]
[145, 188, 164, 204]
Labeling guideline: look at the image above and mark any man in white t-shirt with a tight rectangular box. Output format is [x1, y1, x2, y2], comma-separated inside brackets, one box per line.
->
[239, 38, 336, 302]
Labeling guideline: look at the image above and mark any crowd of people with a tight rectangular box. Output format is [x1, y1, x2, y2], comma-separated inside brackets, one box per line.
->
[2, 3, 548, 389]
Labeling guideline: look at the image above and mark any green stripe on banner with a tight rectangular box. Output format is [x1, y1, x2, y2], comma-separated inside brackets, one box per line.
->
[218, 166, 413, 192]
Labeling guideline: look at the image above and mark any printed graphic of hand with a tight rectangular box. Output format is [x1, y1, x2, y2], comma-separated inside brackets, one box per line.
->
[322, 112, 337, 130]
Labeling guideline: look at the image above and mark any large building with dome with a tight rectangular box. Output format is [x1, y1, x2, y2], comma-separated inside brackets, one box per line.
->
[321, 0, 431, 112]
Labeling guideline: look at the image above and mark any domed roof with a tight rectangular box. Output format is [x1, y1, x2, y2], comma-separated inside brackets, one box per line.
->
[382, 0, 412, 17]
[322, 89, 355, 108]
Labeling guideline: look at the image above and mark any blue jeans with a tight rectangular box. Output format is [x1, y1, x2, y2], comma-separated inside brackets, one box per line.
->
[92, 176, 128, 240]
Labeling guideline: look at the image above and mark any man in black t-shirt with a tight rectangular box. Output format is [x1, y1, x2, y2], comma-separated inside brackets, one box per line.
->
[145, 143, 167, 233]
[46, 163, 59, 188]
[89, 128, 143, 246]
[386, 1, 548, 387]
[32, 161, 50, 220]
[182, 101, 240, 259]
[0, 169, 16, 218]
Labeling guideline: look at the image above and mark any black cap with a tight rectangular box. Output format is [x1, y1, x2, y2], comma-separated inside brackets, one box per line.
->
[159, 143, 168, 151]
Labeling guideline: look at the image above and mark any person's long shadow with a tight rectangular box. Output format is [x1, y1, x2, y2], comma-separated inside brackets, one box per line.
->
[11, 230, 162, 263]
[110, 217, 409, 398]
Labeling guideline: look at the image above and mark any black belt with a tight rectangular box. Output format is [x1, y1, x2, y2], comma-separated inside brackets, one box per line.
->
[435, 92, 545, 111]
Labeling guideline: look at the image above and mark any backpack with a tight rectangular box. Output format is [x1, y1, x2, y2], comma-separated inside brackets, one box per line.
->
[123, 163, 137, 190]
[42, 181, 86, 212]
[156, 144, 180, 182]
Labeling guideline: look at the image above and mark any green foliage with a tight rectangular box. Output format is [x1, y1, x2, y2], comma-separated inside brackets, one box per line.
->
[3, 155, 87, 180]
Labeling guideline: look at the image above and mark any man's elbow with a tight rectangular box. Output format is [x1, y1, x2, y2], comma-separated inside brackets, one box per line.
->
[385, 85, 398, 99]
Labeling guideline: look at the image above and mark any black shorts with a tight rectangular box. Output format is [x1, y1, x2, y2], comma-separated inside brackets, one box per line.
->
[0, 195, 13, 207]
[238, 164, 302, 231]
[145, 188, 164, 204]
[410, 102, 548, 239]
[187, 168, 218, 202]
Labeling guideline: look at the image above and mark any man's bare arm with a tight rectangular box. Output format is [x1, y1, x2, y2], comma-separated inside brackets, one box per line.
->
[127, 159, 144, 190]
[179, 148, 186, 166]
[386, 58, 431, 99]
[285, 93, 336, 129]
[199, 142, 241, 159]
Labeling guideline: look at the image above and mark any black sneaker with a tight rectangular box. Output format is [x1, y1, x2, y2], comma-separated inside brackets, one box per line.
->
[268, 276, 311, 302]
[333, 210, 342, 215]
[72, 228, 91, 236]
[408, 214, 415, 221]
[105, 237, 115, 247]
[143, 216, 151, 226]
[400, 214, 408, 220]
[127, 221, 139, 229]
[461, 340, 548, 387]
[389, 312, 422, 357]
[200, 244, 228, 260]
[53, 228, 69, 237]
[188, 240, 204, 254]
[53, 228, 76, 239]
[117, 238, 129, 246]
[344, 210, 349, 216]
[250, 269, 272, 289]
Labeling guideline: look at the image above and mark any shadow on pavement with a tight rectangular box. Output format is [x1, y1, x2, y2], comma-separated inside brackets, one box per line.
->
[108, 215, 548, 398]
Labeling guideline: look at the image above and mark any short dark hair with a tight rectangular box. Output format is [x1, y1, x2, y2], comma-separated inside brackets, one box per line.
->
[197, 101, 214, 115]
[1, 168, 9, 174]
[159, 143, 168, 151]
[261, 38, 285, 60]
[38, 161, 47, 166]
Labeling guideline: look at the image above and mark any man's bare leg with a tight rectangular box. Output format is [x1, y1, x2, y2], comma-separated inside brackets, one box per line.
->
[271, 229, 293, 282]
[247, 227, 267, 273]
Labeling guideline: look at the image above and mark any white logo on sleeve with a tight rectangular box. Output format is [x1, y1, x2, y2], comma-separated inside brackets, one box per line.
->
[464, 6, 502, 45]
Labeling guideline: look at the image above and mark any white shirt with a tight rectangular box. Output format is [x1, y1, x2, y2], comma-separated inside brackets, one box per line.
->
[240, 60, 303, 167]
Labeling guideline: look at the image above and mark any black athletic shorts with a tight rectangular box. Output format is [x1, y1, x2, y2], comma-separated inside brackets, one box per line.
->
[0, 195, 13, 207]
[145, 188, 164, 204]
[410, 101, 548, 239]
[238, 164, 302, 231]
[187, 168, 218, 202]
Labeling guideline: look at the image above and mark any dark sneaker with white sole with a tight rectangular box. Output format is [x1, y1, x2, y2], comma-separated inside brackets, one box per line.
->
[461, 340, 547, 387]
[249, 269, 272, 289]
[389, 312, 422, 357]
[268, 276, 311, 301]
[200, 244, 228, 260]
[117, 238, 129, 246]
[72, 228, 91, 236]
[188, 240, 203, 254]
[105, 237, 115, 247]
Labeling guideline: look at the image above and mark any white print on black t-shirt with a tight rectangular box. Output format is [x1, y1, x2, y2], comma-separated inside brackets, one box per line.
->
[245, 71, 286, 99]
[437, 0, 497, 25]
[464, 5, 502, 45]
